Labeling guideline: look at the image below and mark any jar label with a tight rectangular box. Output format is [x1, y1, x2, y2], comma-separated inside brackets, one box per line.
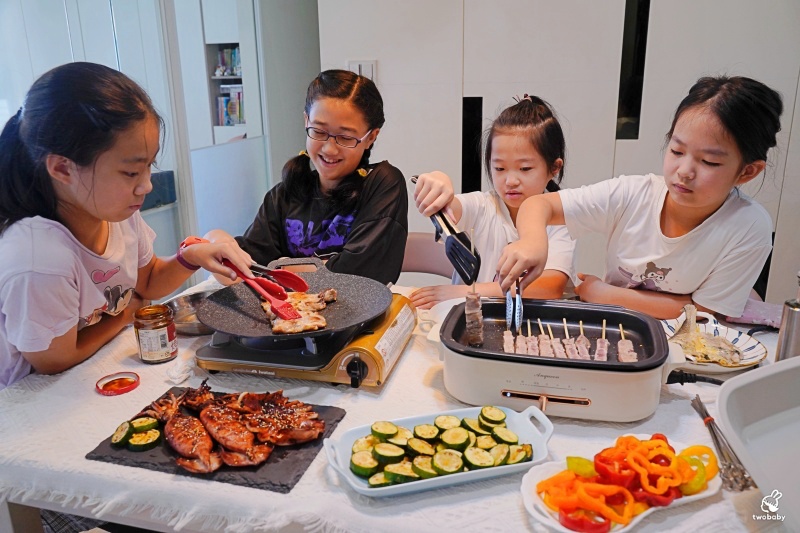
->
[137, 323, 177, 362]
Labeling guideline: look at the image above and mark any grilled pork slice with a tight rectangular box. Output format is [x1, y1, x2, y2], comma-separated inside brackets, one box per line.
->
[271, 310, 326, 334]
[503, 330, 515, 353]
[563, 338, 579, 359]
[552, 339, 567, 359]
[617, 339, 638, 362]
[526, 335, 539, 355]
[465, 292, 484, 346]
[594, 338, 609, 361]
[514, 334, 528, 355]
[538, 334, 554, 357]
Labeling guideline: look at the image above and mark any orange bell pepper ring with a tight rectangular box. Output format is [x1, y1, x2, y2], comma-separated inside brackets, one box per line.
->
[679, 445, 719, 480]
[627, 450, 682, 494]
[577, 482, 635, 526]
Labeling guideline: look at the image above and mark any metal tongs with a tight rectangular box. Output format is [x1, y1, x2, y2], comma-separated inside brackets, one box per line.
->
[429, 210, 481, 285]
[411, 176, 481, 285]
[691, 394, 756, 491]
[505, 277, 523, 334]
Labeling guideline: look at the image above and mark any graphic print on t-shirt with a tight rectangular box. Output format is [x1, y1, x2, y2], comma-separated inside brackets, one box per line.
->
[285, 213, 356, 256]
[619, 261, 673, 292]
[88, 267, 135, 318]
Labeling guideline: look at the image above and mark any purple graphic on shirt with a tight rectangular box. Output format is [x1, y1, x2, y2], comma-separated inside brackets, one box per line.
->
[285, 213, 356, 256]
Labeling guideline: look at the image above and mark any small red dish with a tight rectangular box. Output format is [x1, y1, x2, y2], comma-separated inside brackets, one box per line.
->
[96, 372, 140, 396]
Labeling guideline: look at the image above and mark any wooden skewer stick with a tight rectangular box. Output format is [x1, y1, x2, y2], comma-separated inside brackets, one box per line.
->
[527, 319, 532, 337]
[546, 323, 555, 341]
[562, 318, 570, 339]
[602, 319, 607, 340]
[470, 228, 476, 293]
[579, 320, 585, 337]
[537, 318, 545, 336]
[619, 323, 626, 341]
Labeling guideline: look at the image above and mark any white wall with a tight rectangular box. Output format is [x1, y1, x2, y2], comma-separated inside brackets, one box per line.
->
[318, 0, 800, 303]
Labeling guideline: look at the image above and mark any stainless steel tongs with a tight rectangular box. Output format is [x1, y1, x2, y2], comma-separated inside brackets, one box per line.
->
[505, 277, 523, 333]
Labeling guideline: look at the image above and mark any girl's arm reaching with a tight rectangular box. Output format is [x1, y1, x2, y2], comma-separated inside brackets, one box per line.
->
[413, 171, 462, 221]
[497, 192, 564, 292]
[135, 240, 255, 301]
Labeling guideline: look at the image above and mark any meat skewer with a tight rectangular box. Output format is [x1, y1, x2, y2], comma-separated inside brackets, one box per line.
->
[538, 318, 554, 357]
[547, 323, 567, 358]
[562, 318, 579, 359]
[594, 319, 609, 361]
[574, 320, 591, 360]
[465, 291, 484, 347]
[515, 329, 528, 354]
[526, 319, 539, 355]
[503, 330, 515, 353]
[617, 323, 638, 362]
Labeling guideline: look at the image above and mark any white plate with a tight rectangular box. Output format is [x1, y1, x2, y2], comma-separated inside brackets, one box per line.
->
[521, 435, 722, 532]
[324, 405, 553, 497]
[661, 311, 767, 374]
[417, 298, 462, 343]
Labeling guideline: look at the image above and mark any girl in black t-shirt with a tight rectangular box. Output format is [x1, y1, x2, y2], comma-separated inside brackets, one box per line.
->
[207, 70, 408, 285]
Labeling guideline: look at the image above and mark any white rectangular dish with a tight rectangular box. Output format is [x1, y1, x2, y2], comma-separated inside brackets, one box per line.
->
[718, 356, 800, 531]
[323, 405, 553, 497]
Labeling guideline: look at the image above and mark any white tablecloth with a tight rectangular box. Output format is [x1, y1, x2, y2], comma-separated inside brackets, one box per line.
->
[0, 284, 786, 532]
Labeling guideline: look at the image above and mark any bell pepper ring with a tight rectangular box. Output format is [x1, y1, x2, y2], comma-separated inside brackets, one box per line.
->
[679, 445, 719, 480]
[678, 456, 707, 495]
[559, 508, 612, 533]
[627, 450, 682, 494]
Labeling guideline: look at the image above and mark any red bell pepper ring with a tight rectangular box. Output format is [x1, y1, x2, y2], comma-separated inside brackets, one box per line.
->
[650, 433, 676, 454]
[632, 486, 682, 507]
[559, 508, 611, 533]
[594, 454, 637, 488]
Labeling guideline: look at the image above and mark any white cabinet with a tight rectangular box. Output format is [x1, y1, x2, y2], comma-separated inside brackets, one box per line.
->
[201, 0, 239, 44]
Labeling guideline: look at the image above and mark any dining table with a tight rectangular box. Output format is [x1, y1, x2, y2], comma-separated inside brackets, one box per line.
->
[0, 281, 788, 533]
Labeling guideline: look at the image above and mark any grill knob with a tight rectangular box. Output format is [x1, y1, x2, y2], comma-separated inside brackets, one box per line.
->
[346, 357, 368, 388]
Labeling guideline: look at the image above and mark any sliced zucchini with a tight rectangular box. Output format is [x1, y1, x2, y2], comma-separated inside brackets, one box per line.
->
[432, 449, 464, 475]
[476, 435, 498, 450]
[110, 421, 134, 447]
[435, 442, 448, 453]
[350, 450, 380, 477]
[492, 426, 519, 445]
[126, 428, 161, 452]
[387, 426, 414, 448]
[129, 416, 158, 433]
[489, 443, 510, 466]
[371, 421, 398, 441]
[372, 442, 406, 465]
[434, 415, 461, 431]
[506, 444, 530, 465]
[352, 435, 379, 453]
[478, 414, 507, 431]
[368, 471, 392, 487]
[461, 417, 491, 435]
[413, 424, 440, 442]
[411, 456, 438, 479]
[467, 430, 477, 449]
[463, 447, 495, 469]
[384, 461, 420, 484]
[521, 443, 533, 460]
[480, 405, 507, 424]
[406, 437, 436, 457]
[440, 427, 469, 451]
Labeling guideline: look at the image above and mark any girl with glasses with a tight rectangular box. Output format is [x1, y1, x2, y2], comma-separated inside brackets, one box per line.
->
[497, 76, 782, 319]
[411, 95, 576, 309]
[206, 70, 408, 285]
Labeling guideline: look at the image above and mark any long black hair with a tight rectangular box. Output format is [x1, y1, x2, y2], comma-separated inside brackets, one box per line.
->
[666, 76, 783, 167]
[484, 95, 566, 193]
[283, 70, 385, 212]
[0, 62, 163, 235]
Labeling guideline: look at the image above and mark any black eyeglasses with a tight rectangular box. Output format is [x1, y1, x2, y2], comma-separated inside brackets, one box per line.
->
[305, 127, 372, 148]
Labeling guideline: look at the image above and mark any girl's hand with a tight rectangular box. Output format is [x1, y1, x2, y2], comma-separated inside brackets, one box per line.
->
[180, 241, 255, 280]
[496, 239, 548, 292]
[410, 284, 470, 309]
[573, 273, 612, 302]
[414, 171, 455, 217]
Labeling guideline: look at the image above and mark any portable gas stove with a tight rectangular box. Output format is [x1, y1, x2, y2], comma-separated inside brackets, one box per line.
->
[194, 260, 416, 388]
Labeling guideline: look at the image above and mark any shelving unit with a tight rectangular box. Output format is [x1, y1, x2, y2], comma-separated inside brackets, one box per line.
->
[204, 42, 247, 144]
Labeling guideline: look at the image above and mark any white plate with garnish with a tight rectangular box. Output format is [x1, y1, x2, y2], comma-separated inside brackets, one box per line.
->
[661, 312, 767, 374]
[521, 436, 722, 532]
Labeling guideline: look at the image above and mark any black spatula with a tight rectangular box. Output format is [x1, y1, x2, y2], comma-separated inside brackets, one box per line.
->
[429, 210, 481, 285]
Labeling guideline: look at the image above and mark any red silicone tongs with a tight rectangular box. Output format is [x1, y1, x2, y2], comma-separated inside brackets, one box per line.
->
[222, 259, 302, 320]
[249, 262, 309, 292]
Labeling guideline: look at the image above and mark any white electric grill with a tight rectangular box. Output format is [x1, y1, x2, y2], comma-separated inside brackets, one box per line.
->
[438, 298, 684, 422]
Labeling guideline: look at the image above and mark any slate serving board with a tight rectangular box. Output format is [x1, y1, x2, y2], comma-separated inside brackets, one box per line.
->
[86, 387, 346, 494]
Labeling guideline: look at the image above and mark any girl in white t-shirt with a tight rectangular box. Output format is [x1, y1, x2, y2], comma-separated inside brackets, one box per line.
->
[0, 62, 255, 390]
[412, 95, 575, 309]
[497, 76, 782, 319]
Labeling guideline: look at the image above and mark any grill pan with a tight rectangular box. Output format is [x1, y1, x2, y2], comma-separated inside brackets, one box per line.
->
[441, 299, 669, 372]
[196, 258, 392, 339]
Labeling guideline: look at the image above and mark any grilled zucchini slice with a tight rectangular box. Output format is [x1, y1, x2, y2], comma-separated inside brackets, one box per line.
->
[406, 437, 436, 457]
[371, 421, 398, 441]
[440, 427, 470, 451]
[351, 435, 379, 453]
[460, 418, 491, 436]
[413, 424, 440, 442]
[372, 442, 405, 465]
[434, 415, 461, 431]
[463, 447, 495, 469]
[387, 426, 414, 448]
[350, 450, 380, 477]
[127, 428, 161, 452]
[110, 421, 134, 447]
[480, 406, 506, 424]
[432, 449, 464, 475]
[506, 444, 530, 465]
[368, 471, 392, 487]
[489, 443, 510, 466]
[411, 456, 439, 479]
[492, 426, 519, 445]
[476, 435, 498, 450]
[384, 462, 420, 484]
[129, 417, 158, 433]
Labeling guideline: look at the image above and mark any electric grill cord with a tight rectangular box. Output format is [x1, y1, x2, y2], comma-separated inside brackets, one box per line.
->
[666, 370, 724, 386]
